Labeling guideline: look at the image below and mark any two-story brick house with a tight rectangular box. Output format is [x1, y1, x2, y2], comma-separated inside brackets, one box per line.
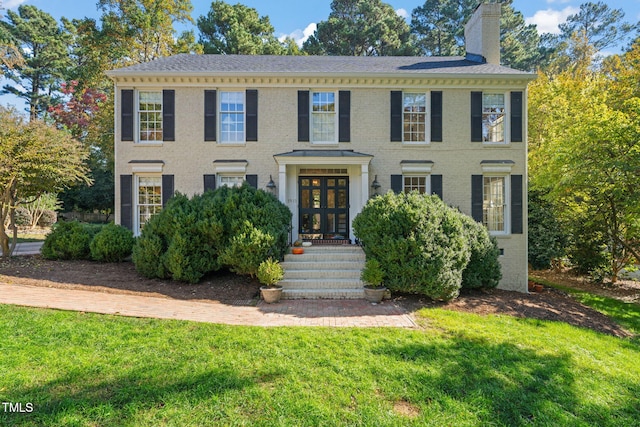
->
[107, 3, 535, 292]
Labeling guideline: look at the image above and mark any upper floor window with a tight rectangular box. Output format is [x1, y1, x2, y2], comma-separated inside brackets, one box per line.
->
[482, 93, 505, 143]
[139, 91, 163, 142]
[220, 91, 245, 143]
[312, 91, 336, 142]
[403, 93, 426, 142]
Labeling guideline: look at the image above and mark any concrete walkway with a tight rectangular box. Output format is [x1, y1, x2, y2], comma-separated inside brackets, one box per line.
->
[0, 282, 418, 328]
[12, 241, 44, 256]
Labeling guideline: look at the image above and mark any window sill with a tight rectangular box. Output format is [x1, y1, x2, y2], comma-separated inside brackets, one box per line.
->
[482, 142, 512, 147]
[134, 142, 164, 147]
[310, 141, 340, 146]
[490, 233, 511, 239]
[218, 142, 247, 147]
[402, 142, 430, 147]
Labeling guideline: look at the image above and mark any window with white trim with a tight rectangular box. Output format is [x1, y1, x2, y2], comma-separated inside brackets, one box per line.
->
[311, 91, 336, 142]
[403, 176, 429, 194]
[136, 176, 162, 232]
[403, 93, 427, 142]
[483, 176, 506, 232]
[218, 175, 245, 188]
[138, 91, 163, 142]
[220, 91, 245, 143]
[482, 93, 505, 143]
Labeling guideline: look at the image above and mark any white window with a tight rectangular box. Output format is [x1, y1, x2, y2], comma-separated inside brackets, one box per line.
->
[403, 176, 429, 194]
[138, 91, 163, 142]
[403, 93, 427, 143]
[482, 93, 505, 143]
[311, 91, 336, 142]
[220, 91, 245, 143]
[483, 176, 507, 232]
[218, 175, 245, 188]
[136, 176, 162, 233]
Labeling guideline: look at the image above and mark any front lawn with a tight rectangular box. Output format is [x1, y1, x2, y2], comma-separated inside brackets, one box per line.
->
[1, 304, 638, 426]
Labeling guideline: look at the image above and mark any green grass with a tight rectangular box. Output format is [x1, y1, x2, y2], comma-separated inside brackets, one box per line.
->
[1, 305, 639, 426]
[15, 232, 48, 243]
[530, 276, 640, 335]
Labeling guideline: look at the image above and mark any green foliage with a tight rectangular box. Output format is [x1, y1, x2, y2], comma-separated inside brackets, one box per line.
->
[459, 214, 502, 290]
[528, 189, 566, 270]
[197, 1, 290, 55]
[132, 184, 291, 283]
[89, 223, 134, 262]
[257, 258, 284, 287]
[41, 221, 93, 260]
[13, 207, 31, 227]
[304, 0, 415, 56]
[353, 192, 471, 301]
[361, 258, 384, 288]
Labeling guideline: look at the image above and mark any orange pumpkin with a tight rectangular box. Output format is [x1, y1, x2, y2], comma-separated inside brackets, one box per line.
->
[291, 247, 304, 255]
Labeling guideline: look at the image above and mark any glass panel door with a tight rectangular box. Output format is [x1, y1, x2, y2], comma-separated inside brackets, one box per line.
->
[299, 176, 349, 239]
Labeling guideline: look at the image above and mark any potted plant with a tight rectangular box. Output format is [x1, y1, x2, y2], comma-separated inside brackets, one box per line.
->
[361, 258, 387, 303]
[258, 258, 285, 303]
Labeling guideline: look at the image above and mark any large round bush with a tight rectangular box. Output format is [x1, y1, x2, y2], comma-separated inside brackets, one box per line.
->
[42, 221, 94, 260]
[353, 192, 471, 301]
[132, 183, 292, 283]
[90, 223, 135, 262]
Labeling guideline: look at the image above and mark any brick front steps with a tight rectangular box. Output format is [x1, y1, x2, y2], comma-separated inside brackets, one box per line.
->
[280, 245, 366, 299]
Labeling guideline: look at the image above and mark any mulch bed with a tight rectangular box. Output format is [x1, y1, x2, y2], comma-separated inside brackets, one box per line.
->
[0, 256, 635, 337]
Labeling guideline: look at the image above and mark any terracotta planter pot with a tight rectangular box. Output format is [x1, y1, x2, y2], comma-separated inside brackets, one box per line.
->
[291, 247, 304, 255]
[260, 286, 283, 303]
[364, 286, 387, 303]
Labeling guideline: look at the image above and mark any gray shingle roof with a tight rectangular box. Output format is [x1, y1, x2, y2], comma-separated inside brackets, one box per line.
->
[107, 54, 533, 77]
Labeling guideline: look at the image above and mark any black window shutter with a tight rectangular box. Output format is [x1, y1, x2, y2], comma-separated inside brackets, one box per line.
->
[471, 175, 484, 222]
[204, 90, 217, 141]
[121, 90, 134, 141]
[246, 89, 258, 141]
[511, 91, 523, 143]
[246, 174, 258, 189]
[431, 91, 443, 142]
[431, 175, 443, 199]
[511, 174, 523, 234]
[390, 91, 402, 142]
[120, 175, 133, 230]
[163, 90, 175, 141]
[391, 174, 403, 194]
[471, 92, 483, 142]
[204, 174, 216, 192]
[338, 90, 351, 142]
[298, 90, 310, 142]
[162, 175, 174, 207]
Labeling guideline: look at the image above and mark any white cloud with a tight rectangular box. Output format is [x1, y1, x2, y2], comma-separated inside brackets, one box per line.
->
[526, 6, 579, 35]
[3, 0, 29, 9]
[396, 8, 409, 20]
[279, 23, 317, 47]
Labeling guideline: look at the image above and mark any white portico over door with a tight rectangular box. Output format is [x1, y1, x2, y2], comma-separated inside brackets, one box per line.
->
[273, 150, 373, 243]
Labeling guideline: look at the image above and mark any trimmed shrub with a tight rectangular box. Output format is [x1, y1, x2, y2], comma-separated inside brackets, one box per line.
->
[361, 258, 384, 288]
[37, 209, 57, 227]
[42, 221, 92, 260]
[90, 223, 135, 262]
[13, 207, 32, 227]
[459, 214, 501, 289]
[353, 192, 470, 301]
[132, 184, 291, 283]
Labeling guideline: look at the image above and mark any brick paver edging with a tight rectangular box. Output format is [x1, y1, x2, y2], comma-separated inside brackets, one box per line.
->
[0, 282, 417, 328]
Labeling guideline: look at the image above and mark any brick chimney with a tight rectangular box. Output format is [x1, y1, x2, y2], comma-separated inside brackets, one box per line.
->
[464, 2, 501, 65]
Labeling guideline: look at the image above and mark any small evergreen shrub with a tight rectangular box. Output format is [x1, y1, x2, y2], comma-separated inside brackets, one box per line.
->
[353, 192, 470, 301]
[42, 221, 92, 260]
[13, 207, 32, 227]
[37, 210, 57, 227]
[90, 223, 135, 262]
[459, 214, 501, 289]
[361, 258, 384, 288]
[257, 258, 284, 287]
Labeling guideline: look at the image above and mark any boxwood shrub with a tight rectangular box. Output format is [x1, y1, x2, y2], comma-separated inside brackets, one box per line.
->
[132, 183, 291, 283]
[42, 221, 96, 260]
[90, 223, 135, 262]
[353, 191, 501, 301]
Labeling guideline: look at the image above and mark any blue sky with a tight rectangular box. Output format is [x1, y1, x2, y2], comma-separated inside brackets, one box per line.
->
[2, 0, 639, 47]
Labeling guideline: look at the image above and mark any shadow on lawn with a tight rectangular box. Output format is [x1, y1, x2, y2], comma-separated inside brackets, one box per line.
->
[375, 336, 640, 425]
[1, 367, 254, 426]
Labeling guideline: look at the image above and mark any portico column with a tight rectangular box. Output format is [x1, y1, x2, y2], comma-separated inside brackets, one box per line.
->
[361, 163, 369, 206]
[278, 164, 287, 203]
